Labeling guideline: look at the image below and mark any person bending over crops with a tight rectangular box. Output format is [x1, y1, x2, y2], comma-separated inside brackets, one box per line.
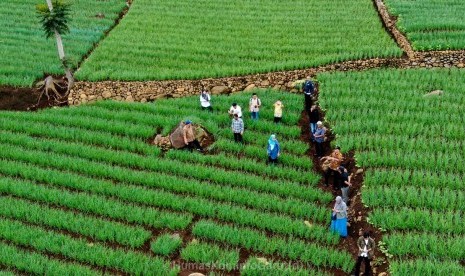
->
[231, 114, 244, 143]
[321, 146, 344, 189]
[354, 231, 375, 276]
[267, 134, 280, 164]
[330, 196, 347, 238]
[228, 103, 242, 118]
[313, 121, 325, 157]
[273, 100, 284, 123]
[200, 90, 212, 111]
[338, 166, 352, 204]
[182, 120, 203, 152]
[249, 93, 261, 120]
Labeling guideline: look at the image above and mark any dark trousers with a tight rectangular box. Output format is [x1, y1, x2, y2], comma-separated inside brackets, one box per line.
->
[186, 140, 202, 151]
[233, 133, 243, 143]
[354, 256, 371, 276]
[315, 141, 324, 157]
[304, 94, 312, 112]
[274, 117, 282, 123]
[202, 106, 213, 112]
[267, 156, 278, 165]
[251, 112, 259, 120]
[325, 169, 340, 189]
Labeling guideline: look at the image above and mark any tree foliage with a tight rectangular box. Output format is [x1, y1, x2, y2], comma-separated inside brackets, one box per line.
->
[36, 1, 71, 39]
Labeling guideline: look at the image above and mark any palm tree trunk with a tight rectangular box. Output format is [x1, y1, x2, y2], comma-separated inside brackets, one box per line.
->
[45, 0, 74, 93]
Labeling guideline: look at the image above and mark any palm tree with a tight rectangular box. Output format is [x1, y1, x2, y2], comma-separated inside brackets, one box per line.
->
[36, 0, 74, 101]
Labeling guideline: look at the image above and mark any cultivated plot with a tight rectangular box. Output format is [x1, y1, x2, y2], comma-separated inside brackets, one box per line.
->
[385, 0, 465, 50]
[0, 90, 353, 274]
[319, 68, 465, 275]
[0, 0, 126, 87]
[76, 0, 401, 81]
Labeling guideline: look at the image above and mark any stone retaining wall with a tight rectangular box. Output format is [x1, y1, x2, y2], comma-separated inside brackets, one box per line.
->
[69, 53, 465, 105]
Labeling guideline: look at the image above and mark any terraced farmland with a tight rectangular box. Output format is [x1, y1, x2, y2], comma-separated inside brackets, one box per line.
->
[385, 0, 465, 50]
[75, 0, 401, 81]
[0, 90, 353, 274]
[0, 0, 126, 87]
[319, 68, 465, 275]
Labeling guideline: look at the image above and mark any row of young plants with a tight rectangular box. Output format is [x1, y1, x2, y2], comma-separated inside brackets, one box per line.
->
[151, 234, 183, 257]
[0, 218, 178, 275]
[319, 68, 465, 273]
[242, 257, 329, 276]
[369, 207, 465, 234]
[383, 232, 465, 260]
[0, 241, 99, 276]
[180, 241, 239, 272]
[2, 108, 308, 155]
[0, 117, 157, 155]
[0, 158, 337, 245]
[0, 141, 329, 222]
[213, 139, 312, 170]
[164, 149, 317, 184]
[0, 172, 192, 231]
[192, 220, 354, 273]
[0, 196, 151, 248]
[0, 131, 324, 204]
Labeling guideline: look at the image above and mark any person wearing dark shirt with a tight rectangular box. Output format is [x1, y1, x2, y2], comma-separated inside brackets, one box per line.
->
[309, 105, 320, 141]
[338, 166, 351, 204]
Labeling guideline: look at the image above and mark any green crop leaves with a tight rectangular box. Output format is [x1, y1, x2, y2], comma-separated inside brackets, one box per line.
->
[151, 234, 183, 257]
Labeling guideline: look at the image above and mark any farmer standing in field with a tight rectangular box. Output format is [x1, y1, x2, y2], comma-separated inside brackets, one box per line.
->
[338, 166, 352, 204]
[313, 121, 325, 157]
[273, 100, 284, 123]
[228, 103, 242, 118]
[267, 134, 280, 164]
[231, 114, 244, 143]
[200, 90, 212, 111]
[249, 93, 261, 120]
[354, 231, 375, 276]
[330, 196, 348, 238]
[302, 79, 315, 113]
[309, 105, 320, 141]
[321, 146, 344, 189]
[182, 120, 203, 152]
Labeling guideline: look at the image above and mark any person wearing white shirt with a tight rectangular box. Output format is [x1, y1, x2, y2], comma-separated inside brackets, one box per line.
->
[355, 231, 375, 276]
[200, 90, 212, 111]
[228, 103, 242, 118]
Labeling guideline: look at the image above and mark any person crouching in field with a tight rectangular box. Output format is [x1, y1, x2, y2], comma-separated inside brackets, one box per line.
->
[267, 134, 280, 164]
[273, 100, 284, 123]
[182, 120, 203, 152]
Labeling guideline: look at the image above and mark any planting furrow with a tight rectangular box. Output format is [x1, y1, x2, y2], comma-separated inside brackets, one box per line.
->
[0, 196, 150, 248]
[0, 141, 328, 210]
[242, 257, 329, 276]
[0, 218, 178, 275]
[369, 208, 465, 234]
[0, 161, 337, 244]
[0, 117, 157, 155]
[0, 241, 100, 276]
[0, 174, 192, 231]
[192, 220, 354, 272]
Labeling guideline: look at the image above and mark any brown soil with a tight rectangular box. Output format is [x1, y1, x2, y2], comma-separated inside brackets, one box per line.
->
[0, 86, 67, 111]
[299, 86, 390, 276]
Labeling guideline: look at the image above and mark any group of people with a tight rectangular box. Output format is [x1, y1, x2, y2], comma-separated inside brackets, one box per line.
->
[195, 90, 282, 163]
[303, 80, 374, 276]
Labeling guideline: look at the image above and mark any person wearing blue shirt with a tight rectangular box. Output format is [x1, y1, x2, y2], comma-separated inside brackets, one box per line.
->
[267, 134, 280, 164]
